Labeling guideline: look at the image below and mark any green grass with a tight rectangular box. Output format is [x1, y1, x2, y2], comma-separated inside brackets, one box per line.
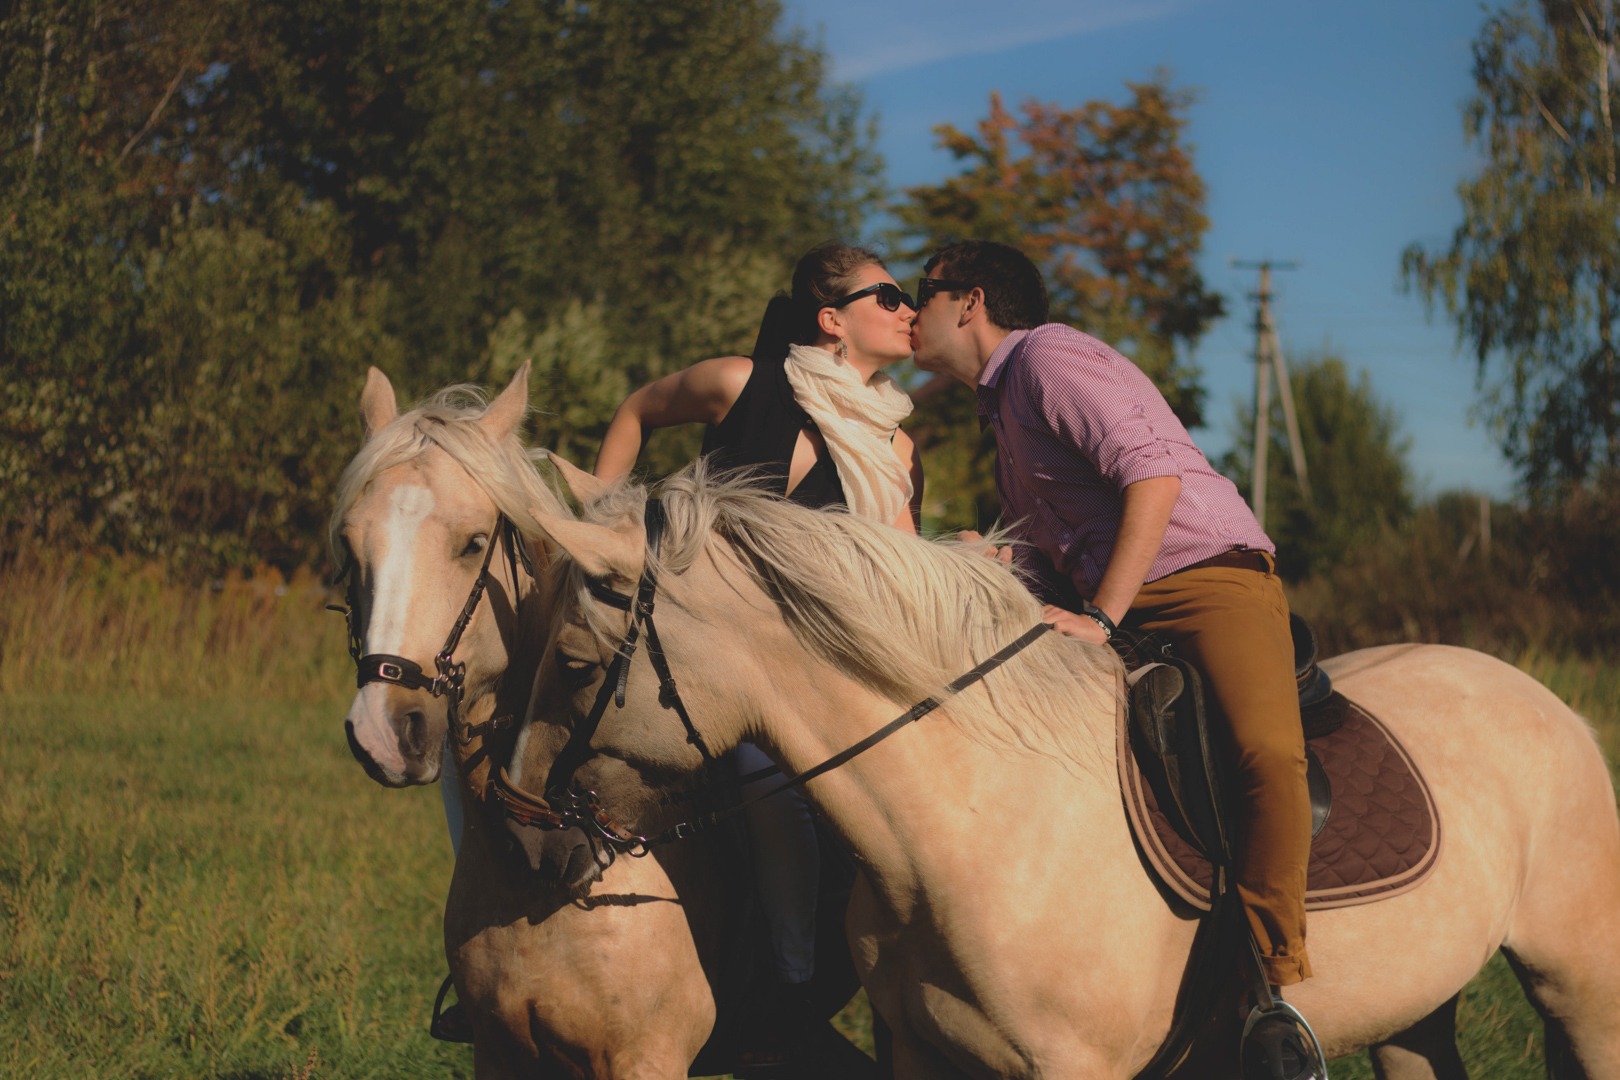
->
[0, 691, 465, 1079]
[1, 652, 1614, 1077]
[1328, 954, 1544, 1078]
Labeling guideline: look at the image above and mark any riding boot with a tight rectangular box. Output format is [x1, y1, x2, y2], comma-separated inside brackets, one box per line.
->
[734, 980, 818, 1074]
[1240, 995, 1326, 1080]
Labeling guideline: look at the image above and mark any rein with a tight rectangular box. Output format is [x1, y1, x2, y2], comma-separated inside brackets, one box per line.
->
[333, 514, 533, 746]
[493, 499, 1052, 856]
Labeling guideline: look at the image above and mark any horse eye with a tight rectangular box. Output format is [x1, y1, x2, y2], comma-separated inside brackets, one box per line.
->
[556, 649, 598, 688]
[461, 533, 490, 558]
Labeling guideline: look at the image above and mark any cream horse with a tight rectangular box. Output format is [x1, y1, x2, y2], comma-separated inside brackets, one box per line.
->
[332, 366, 721, 1078]
[511, 462, 1620, 1079]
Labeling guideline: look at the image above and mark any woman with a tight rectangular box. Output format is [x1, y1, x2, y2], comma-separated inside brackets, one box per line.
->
[594, 241, 922, 1023]
[596, 242, 923, 530]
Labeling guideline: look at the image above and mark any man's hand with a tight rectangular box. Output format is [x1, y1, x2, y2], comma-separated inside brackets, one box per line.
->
[957, 529, 1013, 564]
[1041, 604, 1109, 644]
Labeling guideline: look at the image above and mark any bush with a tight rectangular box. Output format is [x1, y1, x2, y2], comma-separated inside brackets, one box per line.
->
[1290, 474, 1620, 658]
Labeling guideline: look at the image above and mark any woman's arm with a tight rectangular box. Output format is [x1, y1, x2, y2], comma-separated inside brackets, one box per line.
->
[889, 427, 925, 534]
[594, 355, 754, 481]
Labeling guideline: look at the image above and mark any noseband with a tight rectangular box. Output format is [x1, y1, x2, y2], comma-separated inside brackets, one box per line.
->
[335, 514, 534, 745]
[492, 499, 1052, 858]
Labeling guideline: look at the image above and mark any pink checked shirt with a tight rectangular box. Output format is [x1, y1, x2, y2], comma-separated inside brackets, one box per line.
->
[977, 325, 1273, 602]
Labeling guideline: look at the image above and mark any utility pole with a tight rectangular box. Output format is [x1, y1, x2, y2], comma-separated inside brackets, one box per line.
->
[1231, 259, 1309, 528]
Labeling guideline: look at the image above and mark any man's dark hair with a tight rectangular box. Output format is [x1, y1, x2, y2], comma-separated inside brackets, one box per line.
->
[924, 240, 1048, 330]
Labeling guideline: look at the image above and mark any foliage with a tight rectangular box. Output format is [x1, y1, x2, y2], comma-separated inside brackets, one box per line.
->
[1220, 352, 1415, 579]
[909, 378, 1003, 533]
[1402, 0, 1620, 492]
[0, 0, 879, 571]
[895, 76, 1223, 530]
[897, 76, 1222, 418]
[1289, 471, 1620, 657]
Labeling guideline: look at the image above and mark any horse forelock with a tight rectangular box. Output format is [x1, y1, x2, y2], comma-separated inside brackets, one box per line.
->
[329, 383, 574, 566]
[568, 463, 1117, 777]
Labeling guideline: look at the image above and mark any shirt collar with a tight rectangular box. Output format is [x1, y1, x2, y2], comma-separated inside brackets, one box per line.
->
[978, 329, 1030, 390]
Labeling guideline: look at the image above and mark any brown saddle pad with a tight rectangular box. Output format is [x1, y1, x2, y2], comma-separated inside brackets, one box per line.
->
[1118, 692, 1442, 912]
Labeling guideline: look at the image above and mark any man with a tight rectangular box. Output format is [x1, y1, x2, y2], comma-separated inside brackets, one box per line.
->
[910, 239, 1321, 1076]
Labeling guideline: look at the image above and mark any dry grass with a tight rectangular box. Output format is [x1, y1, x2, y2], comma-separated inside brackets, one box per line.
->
[0, 551, 351, 701]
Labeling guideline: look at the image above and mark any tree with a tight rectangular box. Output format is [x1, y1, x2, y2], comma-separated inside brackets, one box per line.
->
[1402, 0, 1620, 492]
[0, 0, 880, 569]
[1219, 352, 1414, 579]
[895, 75, 1223, 529]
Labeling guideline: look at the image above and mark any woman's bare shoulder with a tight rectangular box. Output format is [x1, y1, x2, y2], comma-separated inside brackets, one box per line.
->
[684, 354, 753, 398]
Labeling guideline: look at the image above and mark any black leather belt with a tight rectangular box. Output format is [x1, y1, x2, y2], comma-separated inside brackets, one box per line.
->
[1173, 548, 1273, 575]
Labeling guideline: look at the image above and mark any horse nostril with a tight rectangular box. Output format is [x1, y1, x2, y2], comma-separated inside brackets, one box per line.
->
[401, 709, 429, 755]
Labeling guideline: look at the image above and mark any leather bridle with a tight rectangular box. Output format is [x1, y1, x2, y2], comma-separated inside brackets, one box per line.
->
[335, 514, 534, 747]
[492, 499, 1051, 858]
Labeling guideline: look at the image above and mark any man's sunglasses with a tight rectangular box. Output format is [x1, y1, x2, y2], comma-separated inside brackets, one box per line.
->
[824, 281, 916, 312]
[916, 278, 971, 308]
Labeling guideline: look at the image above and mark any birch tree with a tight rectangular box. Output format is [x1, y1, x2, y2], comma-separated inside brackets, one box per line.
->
[1403, 0, 1620, 491]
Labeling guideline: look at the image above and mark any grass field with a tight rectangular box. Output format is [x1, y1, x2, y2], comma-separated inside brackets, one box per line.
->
[1, 567, 1616, 1077]
[0, 691, 466, 1079]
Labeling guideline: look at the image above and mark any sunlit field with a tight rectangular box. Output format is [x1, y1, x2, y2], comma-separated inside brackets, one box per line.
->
[2, 564, 1615, 1078]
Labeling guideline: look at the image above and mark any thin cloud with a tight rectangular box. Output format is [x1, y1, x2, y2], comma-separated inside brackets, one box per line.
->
[803, 0, 1202, 83]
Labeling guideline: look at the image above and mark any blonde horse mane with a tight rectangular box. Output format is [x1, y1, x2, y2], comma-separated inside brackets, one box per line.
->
[328, 383, 574, 561]
[570, 463, 1119, 776]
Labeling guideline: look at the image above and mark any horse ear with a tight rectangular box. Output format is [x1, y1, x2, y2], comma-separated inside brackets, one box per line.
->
[527, 507, 644, 584]
[541, 451, 608, 505]
[360, 367, 398, 439]
[481, 360, 531, 442]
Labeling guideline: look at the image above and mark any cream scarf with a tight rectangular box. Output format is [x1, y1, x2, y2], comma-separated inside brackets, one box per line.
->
[783, 343, 915, 523]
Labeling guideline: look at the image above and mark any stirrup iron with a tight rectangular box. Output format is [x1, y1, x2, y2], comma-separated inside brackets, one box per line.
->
[1240, 998, 1327, 1080]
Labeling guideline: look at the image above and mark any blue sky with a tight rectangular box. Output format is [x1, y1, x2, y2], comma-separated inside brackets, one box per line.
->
[776, 0, 1515, 498]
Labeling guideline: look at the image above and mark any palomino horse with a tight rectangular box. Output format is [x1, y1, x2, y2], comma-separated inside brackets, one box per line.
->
[510, 462, 1620, 1079]
[331, 365, 726, 1078]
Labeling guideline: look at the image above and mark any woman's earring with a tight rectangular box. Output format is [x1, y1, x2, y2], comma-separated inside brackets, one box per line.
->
[835, 339, 849, 361]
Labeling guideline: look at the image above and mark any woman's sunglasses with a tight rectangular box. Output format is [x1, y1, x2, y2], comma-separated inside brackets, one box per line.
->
[824, 282, 917, 313]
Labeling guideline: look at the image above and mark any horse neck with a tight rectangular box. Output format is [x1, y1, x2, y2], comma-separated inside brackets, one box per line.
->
[454, 560, 549, 803]
[680, 552, 1121, 921]
[783, 676, 1117, 911]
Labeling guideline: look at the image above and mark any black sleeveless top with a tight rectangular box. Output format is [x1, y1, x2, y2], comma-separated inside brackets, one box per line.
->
[701, 357, 846, 510]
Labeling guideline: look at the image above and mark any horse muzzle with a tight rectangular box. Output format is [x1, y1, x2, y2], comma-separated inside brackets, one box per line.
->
[344, 684, 447, 787]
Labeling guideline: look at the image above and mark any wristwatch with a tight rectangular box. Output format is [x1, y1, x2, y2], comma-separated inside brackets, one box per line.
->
[1080, 601, 1116, 641]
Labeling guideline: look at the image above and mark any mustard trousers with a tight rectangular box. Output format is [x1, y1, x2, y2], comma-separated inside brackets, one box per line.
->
[1128, 555, 1313, 986]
